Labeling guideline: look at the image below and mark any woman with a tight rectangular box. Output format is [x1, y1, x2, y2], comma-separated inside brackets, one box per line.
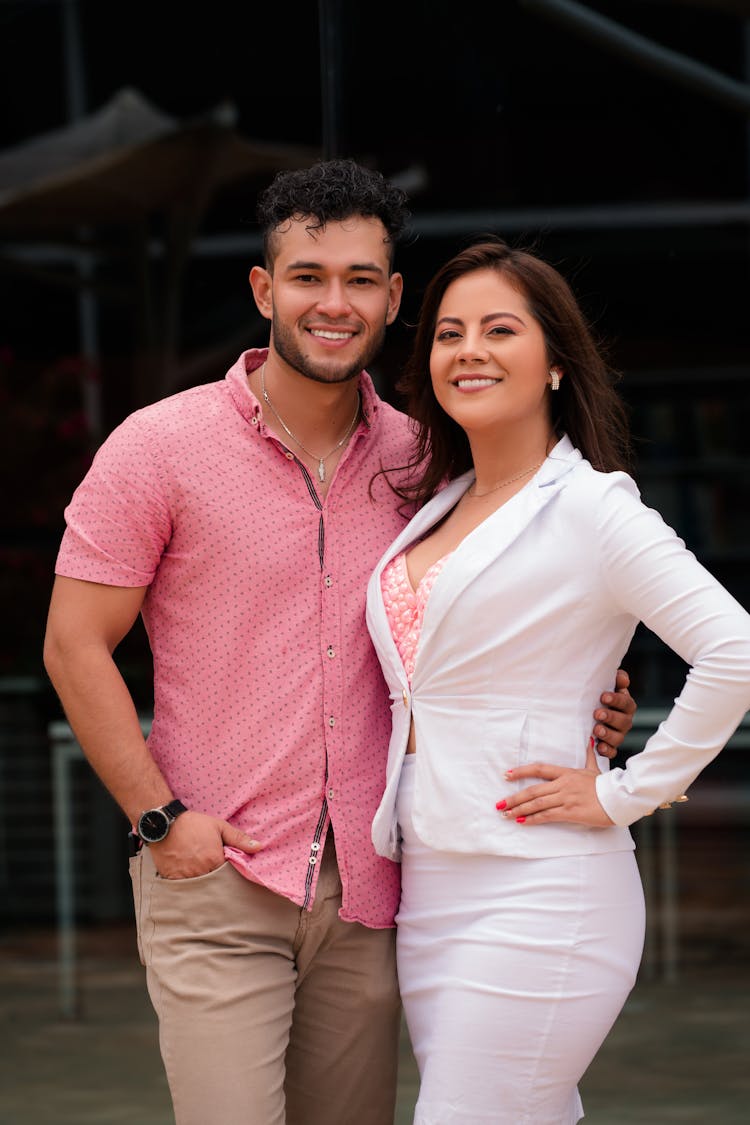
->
[365, 238, 750, 1123]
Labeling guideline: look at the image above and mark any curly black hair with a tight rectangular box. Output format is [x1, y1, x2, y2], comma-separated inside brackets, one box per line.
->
[256, 158, 411, 271]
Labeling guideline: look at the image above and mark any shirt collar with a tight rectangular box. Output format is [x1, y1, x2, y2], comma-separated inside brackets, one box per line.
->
[226, 348, 378, 433]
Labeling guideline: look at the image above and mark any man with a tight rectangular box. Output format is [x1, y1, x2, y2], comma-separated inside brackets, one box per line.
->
[43, 159, 636, 1125]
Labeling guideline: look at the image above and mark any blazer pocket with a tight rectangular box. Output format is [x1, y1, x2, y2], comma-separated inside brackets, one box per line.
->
[473, 709, 528, 800]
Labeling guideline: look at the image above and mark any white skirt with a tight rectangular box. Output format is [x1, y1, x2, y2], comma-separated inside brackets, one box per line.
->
[395, 755, 646, 1125]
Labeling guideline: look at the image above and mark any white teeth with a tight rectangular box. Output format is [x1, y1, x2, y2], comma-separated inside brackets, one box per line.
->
[310, 329, 353, 340]
[456, 378, 500, 389]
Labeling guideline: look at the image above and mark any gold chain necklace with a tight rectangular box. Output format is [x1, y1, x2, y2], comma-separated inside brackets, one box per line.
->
[467, 461, 543, 499]
[260, 363, 360, 483]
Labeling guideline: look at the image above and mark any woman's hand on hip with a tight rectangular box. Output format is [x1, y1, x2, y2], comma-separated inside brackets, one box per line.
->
[495, 738, 615, 828]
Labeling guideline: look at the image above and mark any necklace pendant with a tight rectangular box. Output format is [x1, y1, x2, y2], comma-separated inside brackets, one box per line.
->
[318, 459, 326, 483]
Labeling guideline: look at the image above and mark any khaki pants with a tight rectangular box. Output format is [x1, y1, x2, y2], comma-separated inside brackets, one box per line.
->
[130, 839, 400, 1125]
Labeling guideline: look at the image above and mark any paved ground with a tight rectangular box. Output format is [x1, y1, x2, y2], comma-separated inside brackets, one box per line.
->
[2, 821, 749, 1123]
[1, 923, 748, 1125]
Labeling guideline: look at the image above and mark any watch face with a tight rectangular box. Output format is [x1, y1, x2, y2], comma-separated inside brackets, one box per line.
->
[138, 808, 170, 843]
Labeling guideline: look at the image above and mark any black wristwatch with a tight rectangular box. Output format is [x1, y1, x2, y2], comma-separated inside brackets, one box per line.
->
[136, 799, 188, 844]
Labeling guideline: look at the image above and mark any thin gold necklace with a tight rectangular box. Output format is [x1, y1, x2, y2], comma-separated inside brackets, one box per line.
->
[467, 461, 543, 499]
[259, 363, 360, 483]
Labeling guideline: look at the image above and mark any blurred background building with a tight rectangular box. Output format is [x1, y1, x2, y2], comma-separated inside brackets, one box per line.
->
[0, 0, 748, 963]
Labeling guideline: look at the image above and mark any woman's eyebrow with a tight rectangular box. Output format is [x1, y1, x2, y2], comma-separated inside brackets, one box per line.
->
[436, 311, 527, 327]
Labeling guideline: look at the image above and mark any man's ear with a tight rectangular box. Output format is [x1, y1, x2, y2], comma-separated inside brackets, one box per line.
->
[249, 265, 273, 320]
[386, 271, 404, 326]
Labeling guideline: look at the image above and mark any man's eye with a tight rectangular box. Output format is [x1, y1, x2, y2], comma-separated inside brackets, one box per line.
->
[351, 276, 375, 286]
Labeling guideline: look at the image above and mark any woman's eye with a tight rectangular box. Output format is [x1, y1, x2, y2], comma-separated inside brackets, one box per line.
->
[489, 325, 513, 336]
[436, 329, 460, 341]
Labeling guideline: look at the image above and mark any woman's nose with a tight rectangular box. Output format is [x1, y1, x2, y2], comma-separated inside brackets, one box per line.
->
[457, 339, 489, 363]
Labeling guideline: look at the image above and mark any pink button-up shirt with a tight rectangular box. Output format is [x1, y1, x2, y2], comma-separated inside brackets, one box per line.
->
[55, 349, 416, 927]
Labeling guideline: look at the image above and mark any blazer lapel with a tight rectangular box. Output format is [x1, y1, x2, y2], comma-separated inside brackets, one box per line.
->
[366, 471, 474, 680]
[375, 471, 475, 569]
[418, 438, 582, 648]
[367, 437, 583, 680]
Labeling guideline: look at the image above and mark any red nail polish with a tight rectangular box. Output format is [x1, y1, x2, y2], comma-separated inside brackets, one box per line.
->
[516, 816, 526, 824]
[496, 800, 507, 810]
[506, 768, 513, 777]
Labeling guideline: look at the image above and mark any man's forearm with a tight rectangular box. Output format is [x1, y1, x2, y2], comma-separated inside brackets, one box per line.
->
[45, 643, 171, 825]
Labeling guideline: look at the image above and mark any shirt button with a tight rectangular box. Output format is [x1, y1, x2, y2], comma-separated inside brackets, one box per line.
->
[311, 842, 320, 852]
[250, 417, 258, 426]
[285, 451, 294, 460]
[328, 716, 336, 727]
[327, 646, 335, 659]
[327, 788, 335, 800]
[308, 856, 317, 866]
[402, 690, 409, 707]
[324, 575, 333, 588]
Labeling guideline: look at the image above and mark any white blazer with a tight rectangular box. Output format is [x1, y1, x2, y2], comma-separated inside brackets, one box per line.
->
[367, 436, 750, 862]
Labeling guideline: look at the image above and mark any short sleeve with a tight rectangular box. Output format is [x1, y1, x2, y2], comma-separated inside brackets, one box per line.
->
[55, 413, 172, 588]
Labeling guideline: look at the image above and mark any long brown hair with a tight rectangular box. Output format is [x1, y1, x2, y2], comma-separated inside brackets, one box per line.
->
[391, 238, 633, 508]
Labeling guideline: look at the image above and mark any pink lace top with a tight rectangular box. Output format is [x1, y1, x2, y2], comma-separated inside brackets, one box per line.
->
[381, 550, 451, 683]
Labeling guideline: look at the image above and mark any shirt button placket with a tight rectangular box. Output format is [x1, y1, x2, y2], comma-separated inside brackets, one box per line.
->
[321, 562, 341, 847]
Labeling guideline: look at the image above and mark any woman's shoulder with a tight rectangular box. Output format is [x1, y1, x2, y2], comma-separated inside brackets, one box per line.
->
[565, 451, 640, 503]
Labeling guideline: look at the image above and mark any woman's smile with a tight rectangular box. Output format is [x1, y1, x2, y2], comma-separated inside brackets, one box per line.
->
[453, 376, 503, 391]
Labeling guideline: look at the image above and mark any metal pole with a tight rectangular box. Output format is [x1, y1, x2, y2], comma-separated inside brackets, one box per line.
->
[744, 20, 750, 262]
[660, 810, 679, 983]
[318, 0, 343, 158]
[61, 0, 102, 440]
[52, 733, 80, 1018]
[634, 815, 656, 981]
[522, 0, 750, 116]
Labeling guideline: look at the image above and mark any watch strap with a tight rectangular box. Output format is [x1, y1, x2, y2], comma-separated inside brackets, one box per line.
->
[162, 798, 188, 820]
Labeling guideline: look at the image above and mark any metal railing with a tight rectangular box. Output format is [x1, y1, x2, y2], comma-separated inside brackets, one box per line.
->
[50, 710, 750, 1015]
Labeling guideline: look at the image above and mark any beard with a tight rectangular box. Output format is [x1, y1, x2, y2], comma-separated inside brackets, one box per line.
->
[271, 312, 388, 385]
